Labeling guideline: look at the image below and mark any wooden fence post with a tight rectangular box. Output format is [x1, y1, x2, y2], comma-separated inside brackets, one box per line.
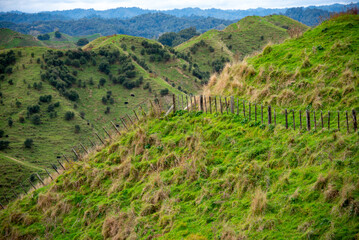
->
[225, 97, 229, 114]
[45, 168, 53, 180]
[186, 95, 189, 112]
[20, 183, 27, 194]
[220, 97, 223, 114]
[194, 96, 198, 111]
[72, 147, 80, 159]
[313, 111, 316, 131]
[62, 154, 70, 163]
[204, 96, 208, 113]
[230, 96, 234, 114]
[51, 164, 59, 174]
[95, 132, 105, 144]
[36, 173, 45, 186]
[268, 106, 272, 125]
[337, 110, 340, 131]
[190, 96, 193, 111]
[243, 100, 246, 117]
[181, 95, 184, 110]
[299, 110, 302, 129]
[306, 110, 311, 131]
[249, 102, 251, 121]
[88, 138, 95, 147]
[285, 109, 288, 129]
[292, 110, 295, 130]
[209, 96, 212, 114]
[57, 159, 65, 170]
[215, 96, 218, 113]
[133, 110, 139, 121]
[172, 94, 176, 113]
[28, 179, 36, 190]
[321, 111, 324, 129]
[328, 111, 331, 130]
[126, 114, 134, 126]
[346, 111, 349, 133]
[4, 194, 9, 203]
[0, 203, 3, 209]
[120, 118, 129, 131]
[111, 121, 121, 135]
[237, 98, 239, 115]
[255, 104, 257, 122]
[103, 127, 112, 139]
[261, 105, 263, 124]
[200, 95, 203, 112]
[352, 110, 357, 132]
[11, 188, 18, 198]
[80, 143, 88, 154]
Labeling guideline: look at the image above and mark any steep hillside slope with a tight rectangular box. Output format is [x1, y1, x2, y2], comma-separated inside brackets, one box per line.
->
[206, 14, 359, 110]
[84, 34, 201, 92]
[175, 15, 309, 79]
[0, 111, 358, 239]
[39, 32, 101, 49]
[0, 34, 201, 202]
[0, 28, 44, 49]
[0, 29, 101, 49]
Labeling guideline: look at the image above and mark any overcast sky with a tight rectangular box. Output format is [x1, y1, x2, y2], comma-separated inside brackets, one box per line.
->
[0, 0, 354, 13]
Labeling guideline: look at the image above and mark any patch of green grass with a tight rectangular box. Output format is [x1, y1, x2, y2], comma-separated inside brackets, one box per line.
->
[0, 111, 358, 239]
[175, 15, 309, 74]
[208, 14, 359, 110]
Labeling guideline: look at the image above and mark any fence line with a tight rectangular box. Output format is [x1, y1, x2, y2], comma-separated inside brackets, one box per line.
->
[1, 93, 357, 209]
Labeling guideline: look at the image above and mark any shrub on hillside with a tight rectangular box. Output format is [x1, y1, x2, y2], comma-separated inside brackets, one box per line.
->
[31, 115, 41, 125]
[55, 31, 62, 38]
[39, 95, 52, 103]
[24, 138, 33, 148]
[64, 111, 75, 121]
[160, 88, 169, 96]
[0, 140, 10, 150]
[76, 38, 89, 46]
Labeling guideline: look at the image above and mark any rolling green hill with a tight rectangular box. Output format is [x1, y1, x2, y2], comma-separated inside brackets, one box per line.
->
[39, 32, 101, 49]
[0, 108, 358, 239]
[0, 34, 201, 202]
[0, 28, 44, 49]
[175, 15, 309, 80]
[0, 29, 101, 49]
[206, 14, 359, 110]
[0, 13, 358, 240]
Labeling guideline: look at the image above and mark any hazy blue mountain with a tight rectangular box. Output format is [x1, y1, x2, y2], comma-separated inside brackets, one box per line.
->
[0, 13, 234, 38]
[1, 3, 357, 24]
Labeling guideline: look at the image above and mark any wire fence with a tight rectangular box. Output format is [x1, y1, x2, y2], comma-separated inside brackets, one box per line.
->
[1, 94, 357, 210]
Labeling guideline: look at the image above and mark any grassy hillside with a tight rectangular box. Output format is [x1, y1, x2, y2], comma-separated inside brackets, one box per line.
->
[206, 14, 359, 110]
[0, 29, 101, 49]
[0, 34, 201, 202]
[0, 111, 358, 239]
[175, 15, 309, 78]
[39, 32, 101, 49]
[0, 28, 44, 49]
[85, 34, 201, 93]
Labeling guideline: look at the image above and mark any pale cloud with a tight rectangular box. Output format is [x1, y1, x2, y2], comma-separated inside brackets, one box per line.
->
[0, 0, 353, 13]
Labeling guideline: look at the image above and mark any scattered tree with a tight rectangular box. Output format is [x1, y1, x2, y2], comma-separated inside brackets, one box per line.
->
[64, 111, 75, 120]
[76, 38, 89, 46]
[24, 138, 33, 148]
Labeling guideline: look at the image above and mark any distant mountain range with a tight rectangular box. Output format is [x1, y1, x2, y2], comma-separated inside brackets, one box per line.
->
[1, 3, 358, 23]
[0, 2, 357, 38]
[0, 13, 234, 38]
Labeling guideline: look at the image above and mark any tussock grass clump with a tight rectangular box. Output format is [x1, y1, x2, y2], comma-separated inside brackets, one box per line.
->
[207, 14, 359, 110]
[0, 113, 358, 239]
